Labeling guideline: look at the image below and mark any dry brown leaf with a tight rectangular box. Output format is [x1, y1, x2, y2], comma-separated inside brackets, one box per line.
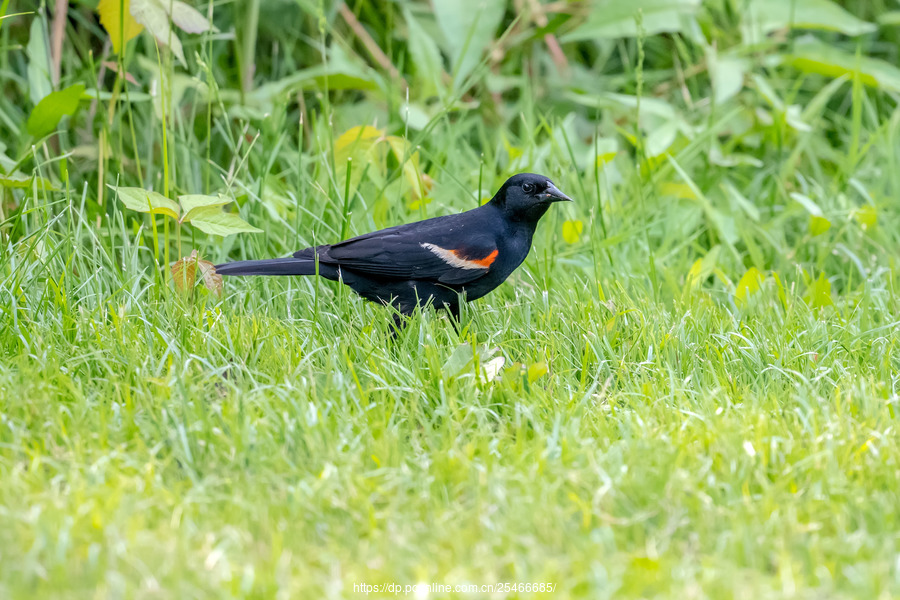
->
[172, 250, 222, 297]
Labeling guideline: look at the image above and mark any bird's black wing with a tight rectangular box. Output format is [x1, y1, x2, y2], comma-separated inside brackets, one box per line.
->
[295, 214, 499, 286]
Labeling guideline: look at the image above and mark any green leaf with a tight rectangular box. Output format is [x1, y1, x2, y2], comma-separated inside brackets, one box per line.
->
[443, 342, 475, 378]
[735, 267, 764, 307]
[877, 11, 900, 26]
[562, 0, 700, 41]
[188, 207, 262, 236]
[178, 194, 230, 223]
[404, 8, 445, 97]
[26, 17, 52, 106]
[785, 37, 900, 93]
[805, 273, 833, 308]
[0, 173, 57, 191]
[109, 185, 181, 219]
[742, 0, 875, 41]
[26, 84, 85, 138]
[131, 0, 185, 65]
[708, 48, 746, 104]
[432, 0, 505, 88]
[167, 1, 215, 34]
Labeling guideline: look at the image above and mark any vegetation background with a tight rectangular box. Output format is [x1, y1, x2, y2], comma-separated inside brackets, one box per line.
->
[2, 0, 900, 597]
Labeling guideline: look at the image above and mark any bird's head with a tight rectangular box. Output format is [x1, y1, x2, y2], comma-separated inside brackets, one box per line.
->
[491, 173, 573, 223]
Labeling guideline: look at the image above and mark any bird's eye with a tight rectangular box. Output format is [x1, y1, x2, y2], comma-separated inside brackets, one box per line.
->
[522, 183, 535, 193]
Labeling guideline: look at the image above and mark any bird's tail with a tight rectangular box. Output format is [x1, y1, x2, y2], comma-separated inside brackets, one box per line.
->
[214, 257, 319, 277]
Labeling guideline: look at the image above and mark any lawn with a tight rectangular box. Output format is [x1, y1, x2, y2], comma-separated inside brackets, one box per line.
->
[2, 0, 900, 597]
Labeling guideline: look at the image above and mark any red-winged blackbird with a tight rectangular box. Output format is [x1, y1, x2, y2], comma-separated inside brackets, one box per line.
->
[215, 173, 572, 322]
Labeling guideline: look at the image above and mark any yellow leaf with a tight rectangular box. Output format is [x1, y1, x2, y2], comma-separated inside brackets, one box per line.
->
[562, 220, 584, 244]
[97, 0, 144, 54]
[854, 205, 878, 231]
[735, 267, 764, 306]
[596, 151, 617, 166]
[686, 246, 720, 288]
[502, 135, 523, 160]
[385, 136, 430, 201]
[810, 215, 831, 236]
[527, 361, 548, 383]
[687, 259, 704, 285]
[334, 125, 382, 154]
[660, 181, 698, 200]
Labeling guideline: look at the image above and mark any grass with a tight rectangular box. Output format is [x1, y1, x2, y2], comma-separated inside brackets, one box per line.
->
[2, 0, 900, 597]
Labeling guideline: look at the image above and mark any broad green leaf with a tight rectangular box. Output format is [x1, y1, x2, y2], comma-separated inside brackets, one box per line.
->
[97, 0, 144, 54]
[742, 0, 875, 41]
[26, 84, 85, 138]
[805, 273, 833, 308]
[708, 48, 746, 104]
[404, 8, 444, 97]
[0, 173, 56, 191]
[735, 267, 764, 306]
[810, 216, 831, 236]
[432, 0, 505, 88]
[646, 120, 679, 157]
[246, 49, 379, 102]
[178, 193, 230, 222]
[562, 220, 584, 244]
[167, 0, 215, 34]
[131, 0, 185, 65]
[109, 185, 180, 219]
[562, 0, 700, 41]
[444, 342, 475, 378]
[785, 37, 900, 93]
[399, 102, 431, 131]
[878, 11, 900, 26]
[26, 18, 52, 105]
[188, 207, 262, 236]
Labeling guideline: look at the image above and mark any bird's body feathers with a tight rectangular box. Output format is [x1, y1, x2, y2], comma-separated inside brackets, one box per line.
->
[215, 173, 572, 319]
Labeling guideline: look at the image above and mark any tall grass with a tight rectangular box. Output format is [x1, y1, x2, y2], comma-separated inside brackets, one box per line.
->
[1, 0, 899, 597]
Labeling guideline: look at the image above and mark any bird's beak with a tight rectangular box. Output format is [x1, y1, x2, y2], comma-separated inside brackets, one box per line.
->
[544, 182, 574, 203]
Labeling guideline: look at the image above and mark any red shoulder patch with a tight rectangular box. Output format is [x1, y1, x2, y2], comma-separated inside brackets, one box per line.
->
[453, 248, 498, 268]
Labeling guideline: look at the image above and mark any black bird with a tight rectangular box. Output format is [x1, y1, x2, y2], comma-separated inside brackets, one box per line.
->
[215, 173, 573, 323]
